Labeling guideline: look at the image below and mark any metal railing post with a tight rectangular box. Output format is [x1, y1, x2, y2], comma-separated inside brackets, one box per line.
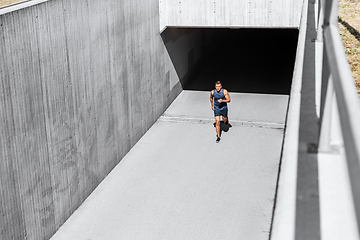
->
[318, 74, 333, 152]
[317, 0, 324, 41]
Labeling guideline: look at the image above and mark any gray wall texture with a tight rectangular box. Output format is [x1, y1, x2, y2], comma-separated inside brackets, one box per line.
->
[0, 1, 212, 239]
[160, 0, 304, 30]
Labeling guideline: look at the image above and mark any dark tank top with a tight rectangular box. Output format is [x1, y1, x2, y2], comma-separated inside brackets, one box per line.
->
[213, 89, 227, 110]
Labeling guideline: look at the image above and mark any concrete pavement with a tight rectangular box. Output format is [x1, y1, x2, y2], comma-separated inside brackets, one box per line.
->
[164, 90, 288, 127]
[51, 90, 288, 240]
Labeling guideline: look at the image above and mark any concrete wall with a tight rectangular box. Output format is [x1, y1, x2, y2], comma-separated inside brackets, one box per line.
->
[160, 0, 304, 31]
[161, 28, 216, 90]
[0, 1, 210, 239]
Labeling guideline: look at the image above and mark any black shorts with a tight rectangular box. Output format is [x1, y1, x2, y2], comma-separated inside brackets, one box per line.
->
[214, 106, 228, 117]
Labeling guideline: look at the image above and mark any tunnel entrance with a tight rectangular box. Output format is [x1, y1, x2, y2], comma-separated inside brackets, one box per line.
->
[162, 28, 299, 95]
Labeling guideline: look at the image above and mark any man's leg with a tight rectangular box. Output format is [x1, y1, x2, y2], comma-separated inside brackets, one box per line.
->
[215, 116, 221, 138]
[222, 116, 228, 124]
[222, 107, 229, 125]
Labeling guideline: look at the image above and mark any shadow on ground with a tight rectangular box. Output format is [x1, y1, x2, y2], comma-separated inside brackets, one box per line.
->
[338, 17, 360, 43]
[213, 121, 232, 137]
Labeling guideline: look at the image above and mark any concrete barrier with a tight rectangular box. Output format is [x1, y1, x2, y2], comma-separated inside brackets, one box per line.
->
[0, 1, 211, 239]
[160, 0, 304, 31]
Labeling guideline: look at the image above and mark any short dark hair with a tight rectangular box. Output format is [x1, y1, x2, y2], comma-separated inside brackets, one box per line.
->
[215, 80, 221, 85]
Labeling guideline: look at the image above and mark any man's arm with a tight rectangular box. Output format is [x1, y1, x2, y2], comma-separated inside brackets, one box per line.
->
[218, 89, 231, 103]
[210, 90, 214, 110]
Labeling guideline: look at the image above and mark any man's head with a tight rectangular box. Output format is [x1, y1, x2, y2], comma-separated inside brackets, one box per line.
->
[215, 80, 222, 92]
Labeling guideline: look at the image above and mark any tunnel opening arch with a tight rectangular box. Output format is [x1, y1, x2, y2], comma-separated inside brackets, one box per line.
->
[161, 27, 299, 95]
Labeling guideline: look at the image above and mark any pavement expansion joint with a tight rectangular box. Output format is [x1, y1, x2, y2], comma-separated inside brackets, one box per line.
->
[160, 114, 285, 129]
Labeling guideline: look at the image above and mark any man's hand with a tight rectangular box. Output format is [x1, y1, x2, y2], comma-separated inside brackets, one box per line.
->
[212, 105, 214, 111]
[218, 99, 223, 103]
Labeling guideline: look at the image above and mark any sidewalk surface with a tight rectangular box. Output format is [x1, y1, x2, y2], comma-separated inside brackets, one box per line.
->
[51, 90, 288, 240]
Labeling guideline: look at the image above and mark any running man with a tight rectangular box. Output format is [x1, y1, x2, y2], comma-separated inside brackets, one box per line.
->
[210, 81, 231, 143]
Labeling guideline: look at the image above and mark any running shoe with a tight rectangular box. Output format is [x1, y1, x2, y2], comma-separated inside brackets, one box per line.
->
[216, 137, 221, 143]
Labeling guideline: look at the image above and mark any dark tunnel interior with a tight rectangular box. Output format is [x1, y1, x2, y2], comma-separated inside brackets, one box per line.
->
[176, 28, 299, 95]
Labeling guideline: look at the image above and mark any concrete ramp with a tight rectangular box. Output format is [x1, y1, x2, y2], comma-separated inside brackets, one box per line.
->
[164, 91, 288, 128]
[51, 91, 288, 240]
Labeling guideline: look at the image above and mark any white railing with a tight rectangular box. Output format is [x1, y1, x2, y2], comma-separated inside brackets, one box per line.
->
[272, 0, 360, 239]
[319, 0, 360, 234]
